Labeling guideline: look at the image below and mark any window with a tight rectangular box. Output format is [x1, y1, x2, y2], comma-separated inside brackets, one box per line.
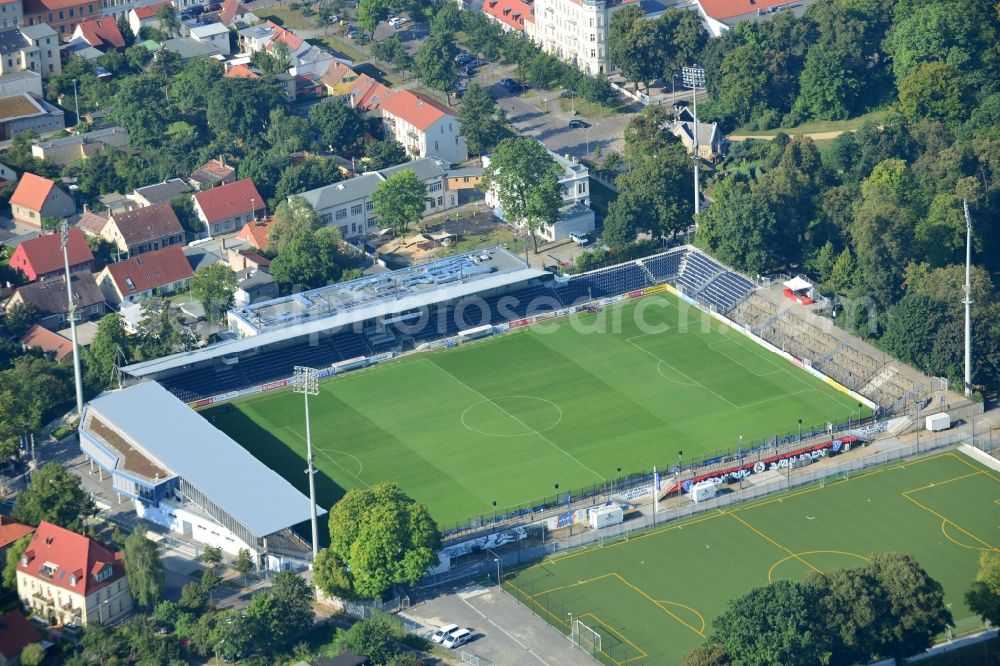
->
[437, 196, 443, 206]
[590, 49, 596, 58]
[6, 59, 11, 67]
[350, 203, 362, 215]
[577, 182, 586, 194]
[59, 10, 64, 18]
[339, 225, 348, 236]
[350, 223, 356, 232]
[69, 8, 74, 16]
[434, 141, 439, 151]
[60, 25, 65, 32]
[429, 182, 442, 192]
[366, 201, 373, 211]
[590, 33, 595, 41]
[427, 198, 435, 209]
[335, 208, 347, 221]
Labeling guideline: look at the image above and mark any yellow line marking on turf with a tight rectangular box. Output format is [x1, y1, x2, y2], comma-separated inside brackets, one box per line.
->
[940, 519, 980, 550]
[652, 600, 708, 636]
[767, 550, 870, 582]
[951, 450, 1000, 483]
[611, 573, 705, 638]
[528, 573, 617, 599]
[902, 472, 1000, 552]
[577, 613, 650, 663]
[723, 511, 824, 574]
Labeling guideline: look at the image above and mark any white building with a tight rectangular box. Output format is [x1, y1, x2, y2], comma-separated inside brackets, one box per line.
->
[379, 89, 468, 165]
[188, 22, 230, 54]
[0, 24, 60, 78]
[297, 158, 457, 241]
[483, 143, 595, 242]
[694, 0, 817, 37]
[525, 0, 637, 75]
[79, 381, 322, 566]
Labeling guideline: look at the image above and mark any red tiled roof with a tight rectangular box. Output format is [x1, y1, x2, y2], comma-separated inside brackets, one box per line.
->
[9, 229, 94, 280]
[380, 89, 454, 132]
[236, 217, 272, 251]
[20, 324, 73, 361]
[109, 201, 183, 248]
[320, 60, 356, 89]
[76, 17, 126, 48]
[0, 516, 34, 549]
[77, 208, 111, 236]
[0, 610, 41, 660]
[224, 63, 261, 79]
[103, 244, 194, 296]
[484, 0, 532, 31]
[265, 21, 303, 52]
[191, 156, 235, 184]
[220, 0, 251, 24]
[352, 75, 390, 112]
[697, 0, 791, 20]
[132, 0, 171, 19]
[9, 172, 56, 211]
[193, 178, 264, 224]
[16, 521, 126, 598]
[239, 249, 270, 267]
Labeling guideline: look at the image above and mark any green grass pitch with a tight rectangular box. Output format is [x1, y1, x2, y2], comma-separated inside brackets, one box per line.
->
[507, 451, 999, 665]
[204, 293, 864, 528]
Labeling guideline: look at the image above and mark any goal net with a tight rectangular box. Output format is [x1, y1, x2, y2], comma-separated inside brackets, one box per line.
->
[571, 618, 602, 657]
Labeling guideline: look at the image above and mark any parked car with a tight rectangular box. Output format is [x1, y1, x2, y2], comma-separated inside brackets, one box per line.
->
[570, 232, 590, 246]
[443, 628, 472, 649]
[568, 119, 590, 129]
[431, 624, 460, 644]
[500, 78, 526, 92]
[455, 52, 475, 64]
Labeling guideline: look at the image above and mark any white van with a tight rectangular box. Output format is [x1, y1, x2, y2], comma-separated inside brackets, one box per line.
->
[443, 628, 472, 649]
[570, 232, 589, 246]
[431, 624, 459, 644]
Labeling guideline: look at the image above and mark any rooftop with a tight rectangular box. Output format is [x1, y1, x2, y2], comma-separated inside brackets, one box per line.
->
[0, 27, 29, 55]
[0, 516, 34, 549]
[0, 610, 41, 660]
[103, 244, 194, 296]
[11, 228, 93, 275]
[697, 0, 809, 21]
[12, 272, 104, 316]
[33, 125, 127, 149]
[380, 89, 454, 132]
[190, 22, 230, 38]
[133, 178, 190, 205]
[17, 521, 124, 597]
[193, 178, 264, 224]
[110, 201, 184, 246]
[21, 323, 73, 360]
[82, 381, 323, 538]
[132, 0, 171, 19]
[0, 93, 46, 123]
[74, 17, 126, 48]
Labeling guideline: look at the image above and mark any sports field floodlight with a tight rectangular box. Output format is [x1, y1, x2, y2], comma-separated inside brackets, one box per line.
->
[61, 221, 84, 419]
[681, 65, 707, 219]
[494, 557, 501, 589]
[962, 199, 974, 397]
[293, 365, 320, 559]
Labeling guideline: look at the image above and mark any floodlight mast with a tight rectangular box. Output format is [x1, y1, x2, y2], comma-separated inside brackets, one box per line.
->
[61, 221, 84, 418]
[681, 66, 706, 222]
[962, 200, 973, 397]
[293, 366, 320, 558]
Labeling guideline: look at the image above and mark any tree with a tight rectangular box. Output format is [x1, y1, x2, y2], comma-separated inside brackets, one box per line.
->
[794, 44, 862, 120]
[207, 78, 286, 144]
[372, 170, 427, 235]
[622, 105, 674, 164]
[5, 301, 37, 337]
[696, 179, 781, 275]
[315, 483, 439, 600]
[608, 5, 663, 92]
[12, 462, 96, 531]
[370, 36, 414, 74]
[179, 581, 208, 614]
[232, 548, 254, 587]
[156, 4, 181, 37]
[609, 142, 693, 242]
[123, 525, 164, 610]
[112, 75, 172, 148]
[83, 313, 131, 391]
[414, 33, 459, 97]
[310, 100, 364, 153]
[270, 229, 340, 289]
[134, 297, 193, 360]
[169, 56, 223, 112]
[0, 357, 73, 458]
[81, 622, 123, 665]
[3, 534, 30, 588]
[243, 571, 313, 653]
[480, 137, 562, 253]
[117, 13, 135, 46]
[967, 551, 1000, 626]
[365, 139, 409, 170]
[269, 196, 324, 255]
[430, 0, 461, 36]
[897, 62, 970, 125]
[334, 611, 406, 664]
[709, 579, 831, 666]
[170, 194, 202, 235]
[458, 83, 504, 156]
[273, 158, 342, 205]
[200, 545, 223, 570]
[682, 644, 730, 666]
[189, 264, 237, 324]
[19, 643, 44, 666]
[356, 0, 389, 37]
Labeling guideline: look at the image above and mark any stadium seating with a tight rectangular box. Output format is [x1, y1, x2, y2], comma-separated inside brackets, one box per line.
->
[566, 263, 654, 299]
[641, 250, 685, 282]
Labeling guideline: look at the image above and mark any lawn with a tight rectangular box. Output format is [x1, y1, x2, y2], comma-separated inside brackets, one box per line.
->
[204, 294, 863, 530]
[730, 109, 891, 137]
[507, 451, 998, 664]
[258, 5, 314, 31]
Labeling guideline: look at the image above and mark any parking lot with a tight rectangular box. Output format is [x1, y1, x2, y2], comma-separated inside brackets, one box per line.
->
[402, 583, 597, 666]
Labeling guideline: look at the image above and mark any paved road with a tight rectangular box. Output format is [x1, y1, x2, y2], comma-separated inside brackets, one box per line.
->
[403, 583, 599, 666]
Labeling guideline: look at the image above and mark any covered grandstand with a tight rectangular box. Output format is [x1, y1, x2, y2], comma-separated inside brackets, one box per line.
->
[80, 381, 323, 567]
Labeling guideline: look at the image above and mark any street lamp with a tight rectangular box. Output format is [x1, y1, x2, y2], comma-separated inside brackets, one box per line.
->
[293, 366, 320, 559]
[585, 123, 597, 156]
[797, 418, 803, 441]
[681, 66, 706, 220]
[494, 557, 501, 589]
[492, 500, 497, 523]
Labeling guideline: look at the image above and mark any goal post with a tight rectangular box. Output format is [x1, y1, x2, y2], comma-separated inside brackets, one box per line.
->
[571, 618, 602, 658]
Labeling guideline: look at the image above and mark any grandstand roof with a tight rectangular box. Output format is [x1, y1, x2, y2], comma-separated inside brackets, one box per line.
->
[82, 381, 322, 539]
[122, 247, 545, 378]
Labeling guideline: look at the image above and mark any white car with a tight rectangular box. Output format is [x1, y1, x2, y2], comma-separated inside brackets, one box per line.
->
[388, 16, 407, 27]
[431, 624, 459, 644]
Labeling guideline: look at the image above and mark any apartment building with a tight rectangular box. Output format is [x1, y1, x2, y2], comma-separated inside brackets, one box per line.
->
[380, 90, 468, 165]
[0, 24, 59, 76]
[23, 0, 102, 37]
[524, 0, 635, 75]
[0, 0, 23, 29]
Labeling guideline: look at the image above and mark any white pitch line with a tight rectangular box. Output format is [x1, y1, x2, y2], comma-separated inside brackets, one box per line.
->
[424, 359, 606, 483]
[286, 426, 370, 488]
[625, 337, 739, 408]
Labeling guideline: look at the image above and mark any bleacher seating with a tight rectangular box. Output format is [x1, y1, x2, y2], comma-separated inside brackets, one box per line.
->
[566, 263, 653, 299]
[641, 250, 684, 281]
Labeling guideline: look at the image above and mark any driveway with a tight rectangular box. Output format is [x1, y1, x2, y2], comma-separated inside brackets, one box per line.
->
[402, 583, 598, 666]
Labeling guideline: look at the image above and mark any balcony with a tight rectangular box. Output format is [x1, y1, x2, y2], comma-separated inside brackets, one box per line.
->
[32, 592, 53, 606]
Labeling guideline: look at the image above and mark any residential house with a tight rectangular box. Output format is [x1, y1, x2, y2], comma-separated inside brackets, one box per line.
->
[379, 90, 468, 164]
[222, 62, 259, 79]
[694, 0, 816, 37]
[101, 201, 185, 257]
[160, 36, 222, 60]
[30, 126, 129, 167]
[192, 178, 264, 237]
[188, 22, 230, 55]
[6, 272, 106, 329]
[0, 516, 34, 551]
[228, 247, 268, 273]
[71, 16, 126, 49]
[0, 90, 63, 141]
[127, 178, 189, 207]
[23, 0, 102, 37]
[9, 172, 75, 229]
[524, 0, 637, 75]
[236, 20, 338, 77]
[347, 73, 388, 112]
[127, 0, 169, 36]
[483, 143, 594, 241]
[189, 155, 235, 189]
[233, 268, 276, 307]
[97, 244, 193, 306]
[235, 216, 272, 251]
[482, 0, 533, 32]
[20, 322, 73, 359]
[8, 228, 93, 281]
[16, 521, 132, 627]
[669, 111, 721, 161]
[0, 609, 43, 666]
[0, 0, 23, 29]
[297, 158, 456, 241]
[76, 205, 111, 236]
[219, 0, 256, 27]
[0, 25, 60, 77]
[445, 166, 483, 190]
[0, 161, 16, 186]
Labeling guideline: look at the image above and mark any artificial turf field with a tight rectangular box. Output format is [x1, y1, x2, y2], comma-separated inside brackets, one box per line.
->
[204, 293, 863, 527]
[506, 450, 1000, 665]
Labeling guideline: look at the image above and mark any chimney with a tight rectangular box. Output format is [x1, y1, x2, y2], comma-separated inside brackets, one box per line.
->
[82, 203, 89, 214]
[219, 154, 226, 168]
